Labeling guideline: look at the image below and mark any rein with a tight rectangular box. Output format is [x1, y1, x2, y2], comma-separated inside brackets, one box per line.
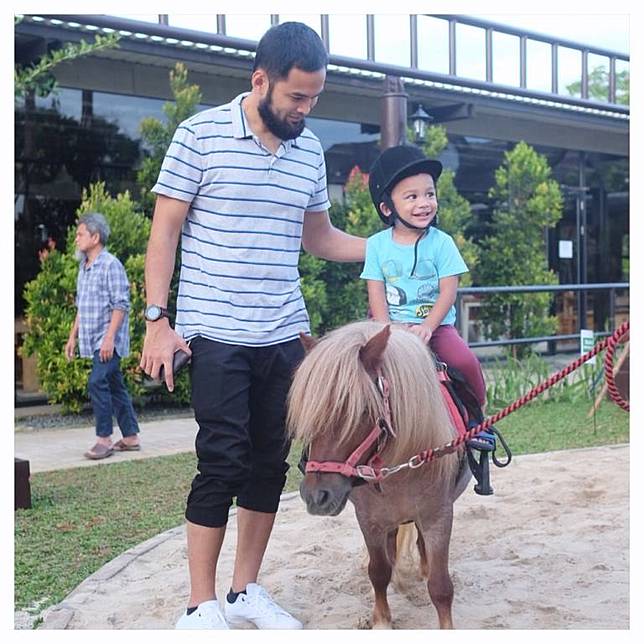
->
[303, 321, 630, 483]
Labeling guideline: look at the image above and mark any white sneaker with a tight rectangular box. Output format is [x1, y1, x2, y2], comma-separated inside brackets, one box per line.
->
[176, 599, 229, 629]
[225, 583, 303, 629]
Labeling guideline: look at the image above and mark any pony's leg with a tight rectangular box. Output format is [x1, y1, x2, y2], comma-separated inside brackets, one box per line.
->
[419, 511, 455, 629]
[387, 526, 398, 564]
[416, 529, 430, 579]
[364, 531, 395, 629]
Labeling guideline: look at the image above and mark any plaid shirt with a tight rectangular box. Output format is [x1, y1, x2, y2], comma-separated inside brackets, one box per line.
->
[75, 249, 130, 358]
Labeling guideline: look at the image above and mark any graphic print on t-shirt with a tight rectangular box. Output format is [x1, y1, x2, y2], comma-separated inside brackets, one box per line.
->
[385, 283, 407, 306]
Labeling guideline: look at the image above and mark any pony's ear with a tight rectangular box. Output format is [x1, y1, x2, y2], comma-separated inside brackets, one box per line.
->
[359, 325, 391, 376]
[299, 332, 319, 354]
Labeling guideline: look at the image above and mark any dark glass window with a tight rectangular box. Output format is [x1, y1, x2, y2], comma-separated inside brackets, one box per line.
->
[15, 88, 154, 313]
[306, 117, 379, 201]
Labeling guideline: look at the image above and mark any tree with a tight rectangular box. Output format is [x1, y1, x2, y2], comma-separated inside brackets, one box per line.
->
[566, 64, 629, 105]
[136, 63, 202, 215]
[476, 142, 563, 356]
[414, 125, 479, 286]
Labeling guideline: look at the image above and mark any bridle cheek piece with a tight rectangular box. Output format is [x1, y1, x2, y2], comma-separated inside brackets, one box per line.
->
[301, 372, 395, 483]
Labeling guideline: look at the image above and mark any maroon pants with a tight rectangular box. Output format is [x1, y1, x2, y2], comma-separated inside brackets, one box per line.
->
[430, 324, 486, 407]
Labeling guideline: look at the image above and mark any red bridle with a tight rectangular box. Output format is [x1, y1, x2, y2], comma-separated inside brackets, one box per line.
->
[304, 373, 397, 481]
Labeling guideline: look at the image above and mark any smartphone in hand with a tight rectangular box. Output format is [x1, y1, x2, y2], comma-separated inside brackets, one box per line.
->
[158, 349, 191, 382]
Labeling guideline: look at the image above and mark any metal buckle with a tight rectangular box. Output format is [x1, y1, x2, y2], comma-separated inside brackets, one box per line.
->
[377, 375, 387, 396]
[355, 464, 379, 480]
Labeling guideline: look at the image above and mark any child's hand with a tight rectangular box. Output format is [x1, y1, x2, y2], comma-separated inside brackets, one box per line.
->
[407, 324, 433, 344]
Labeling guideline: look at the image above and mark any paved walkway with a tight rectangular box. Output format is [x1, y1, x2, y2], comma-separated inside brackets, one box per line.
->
[15, 415, 198, 473]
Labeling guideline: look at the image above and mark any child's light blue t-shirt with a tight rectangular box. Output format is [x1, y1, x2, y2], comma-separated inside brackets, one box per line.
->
[360, 227, 468, 326]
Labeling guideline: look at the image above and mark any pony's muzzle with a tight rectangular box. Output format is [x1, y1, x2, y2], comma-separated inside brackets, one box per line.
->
[300, 474, 353, 516]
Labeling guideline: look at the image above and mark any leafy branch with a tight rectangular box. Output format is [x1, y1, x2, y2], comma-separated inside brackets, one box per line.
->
[15, 31, 121, 98]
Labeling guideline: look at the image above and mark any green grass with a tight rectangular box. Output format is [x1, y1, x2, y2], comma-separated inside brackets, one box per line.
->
[15, 399, 628, 616]
[487, 398, 629, 455]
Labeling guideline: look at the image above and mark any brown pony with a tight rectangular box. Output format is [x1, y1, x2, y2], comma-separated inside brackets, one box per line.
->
[287, 320, 471, 629]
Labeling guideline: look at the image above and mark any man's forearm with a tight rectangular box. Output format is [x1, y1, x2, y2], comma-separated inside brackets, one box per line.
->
[306, 227, 365, 262]
[145, 239, 176, 306]
[144, 204, 184, 305]
[69, 313, 80, 338]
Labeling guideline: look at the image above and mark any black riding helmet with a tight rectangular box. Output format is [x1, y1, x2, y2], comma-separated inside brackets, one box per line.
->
[368, 145, 443, 226]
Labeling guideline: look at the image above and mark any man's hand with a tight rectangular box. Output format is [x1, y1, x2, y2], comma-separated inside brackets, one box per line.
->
[99, 335, 115, 362]
[407, 323, 433, 344]
[64, 336, 77, 361]
[140, 320, 191, 392]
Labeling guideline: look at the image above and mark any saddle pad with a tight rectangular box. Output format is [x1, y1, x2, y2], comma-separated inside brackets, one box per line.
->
[437, 373, 468, 438]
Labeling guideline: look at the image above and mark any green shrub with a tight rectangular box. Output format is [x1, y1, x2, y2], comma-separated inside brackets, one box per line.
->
[22, 182, 191, 412]
[485, 353, 604, 412]
[299, 252, 328, 335]
[136, 63, 202, 215]
[321, 168, 382, 331]
[476, 142, 563, 356]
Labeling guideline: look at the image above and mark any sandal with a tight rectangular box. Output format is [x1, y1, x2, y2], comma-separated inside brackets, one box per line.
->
[113, 439, 141, 452]
[84, 443, 114, 460]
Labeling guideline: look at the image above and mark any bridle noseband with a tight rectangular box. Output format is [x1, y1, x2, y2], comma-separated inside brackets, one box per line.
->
[299, 372, 397, 483]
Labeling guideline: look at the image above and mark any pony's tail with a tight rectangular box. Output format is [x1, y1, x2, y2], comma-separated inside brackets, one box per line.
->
[391, 523, 429, 592]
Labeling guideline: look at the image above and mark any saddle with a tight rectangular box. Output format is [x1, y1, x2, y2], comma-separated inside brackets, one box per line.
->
[434, 360, 511, 496]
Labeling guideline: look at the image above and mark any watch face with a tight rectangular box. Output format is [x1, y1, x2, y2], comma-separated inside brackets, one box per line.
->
[146, 305, 161, 320]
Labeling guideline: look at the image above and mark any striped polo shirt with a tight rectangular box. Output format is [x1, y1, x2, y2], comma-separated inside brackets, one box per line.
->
[152, 92, 331, 347]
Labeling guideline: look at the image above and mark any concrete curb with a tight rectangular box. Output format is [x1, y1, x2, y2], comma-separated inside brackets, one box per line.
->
[38, 491, 302, 630]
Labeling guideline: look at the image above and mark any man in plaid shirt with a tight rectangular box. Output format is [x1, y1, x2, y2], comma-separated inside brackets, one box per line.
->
[65, 212, 141, 460]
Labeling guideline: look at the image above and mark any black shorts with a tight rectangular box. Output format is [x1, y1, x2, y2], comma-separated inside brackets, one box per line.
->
[185, 336, 304, 528]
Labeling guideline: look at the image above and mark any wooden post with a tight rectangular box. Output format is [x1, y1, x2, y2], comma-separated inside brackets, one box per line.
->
[15, 458, 32, 510]
[380, 76, 408, 150]
[588, 341, 629, 417]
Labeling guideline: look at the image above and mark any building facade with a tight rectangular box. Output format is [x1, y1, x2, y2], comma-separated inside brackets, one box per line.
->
[15, 14, 629, 391]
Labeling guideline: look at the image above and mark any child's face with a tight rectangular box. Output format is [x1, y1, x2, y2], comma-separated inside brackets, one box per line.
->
[381, 173, 437, 229]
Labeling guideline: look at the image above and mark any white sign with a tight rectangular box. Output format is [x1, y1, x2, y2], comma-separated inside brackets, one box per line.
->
[580, 329, 596, 365]
[559, 240, 573, 259]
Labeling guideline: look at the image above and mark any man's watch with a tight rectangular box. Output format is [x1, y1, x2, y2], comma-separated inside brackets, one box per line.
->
[145, 305, 170, 322]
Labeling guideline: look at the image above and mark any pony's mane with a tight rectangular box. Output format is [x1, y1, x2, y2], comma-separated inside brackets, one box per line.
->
[287, 321, 458, 473]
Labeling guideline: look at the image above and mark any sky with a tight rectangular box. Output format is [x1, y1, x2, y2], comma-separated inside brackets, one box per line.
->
[104, 11, 630, 57]
[11, 0, 631, 55]
[98, 10, 629, 96]
[470, 13, 629, 55]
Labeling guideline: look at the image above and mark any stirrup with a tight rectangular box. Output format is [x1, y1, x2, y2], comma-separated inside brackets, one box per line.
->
[466, 428, 496, 452]
[465, 425, 513, 496]
[466, 445, 494, 496]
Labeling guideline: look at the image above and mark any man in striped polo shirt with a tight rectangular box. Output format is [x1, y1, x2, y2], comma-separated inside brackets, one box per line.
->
[140, 22, 365, 629]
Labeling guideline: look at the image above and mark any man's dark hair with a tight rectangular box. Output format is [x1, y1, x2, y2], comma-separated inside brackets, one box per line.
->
[252, 22, 328, 80]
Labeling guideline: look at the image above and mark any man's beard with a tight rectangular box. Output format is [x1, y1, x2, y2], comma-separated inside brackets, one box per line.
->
[258, 87, 305, 141]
